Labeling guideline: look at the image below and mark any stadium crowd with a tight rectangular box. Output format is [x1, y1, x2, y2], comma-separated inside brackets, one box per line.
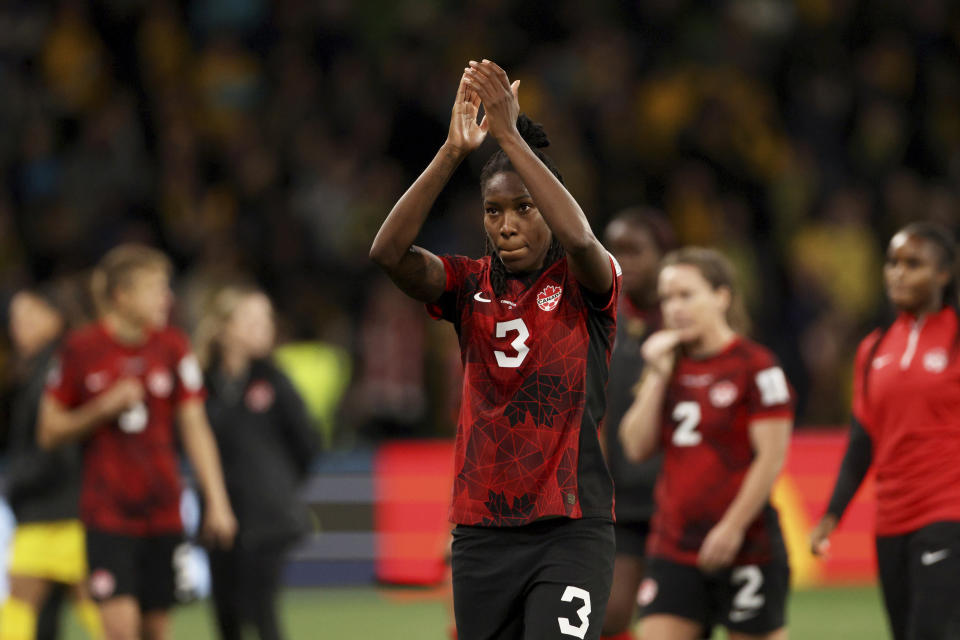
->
[0, 1, 956, 639]
[0, 0, 957, 434]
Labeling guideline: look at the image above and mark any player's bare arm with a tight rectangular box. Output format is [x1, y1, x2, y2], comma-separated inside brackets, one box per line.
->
[37, 378, 144, 450]
[697, 416, 791, 571]
[618, 329, 681, 462]
[465, 59, 612, 294]
[177, 399, 237, 548]
[370, 74, 486, 302]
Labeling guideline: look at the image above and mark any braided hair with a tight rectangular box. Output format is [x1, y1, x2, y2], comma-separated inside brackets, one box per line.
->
[480, 114, 565, 298]
[862, 221, 960, 402]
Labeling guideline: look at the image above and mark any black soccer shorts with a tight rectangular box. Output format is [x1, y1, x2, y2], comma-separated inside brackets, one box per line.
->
[86, 529, 184, 612]
[451, 517, 615, 640]
[639, 556, 789, 636]
[613, 520, 651, 558]
[876, 520, 960, 640]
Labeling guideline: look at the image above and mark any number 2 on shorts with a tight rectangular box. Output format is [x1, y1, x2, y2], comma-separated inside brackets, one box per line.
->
[557, 586, 591, 639]
[732, 565, 765, 610]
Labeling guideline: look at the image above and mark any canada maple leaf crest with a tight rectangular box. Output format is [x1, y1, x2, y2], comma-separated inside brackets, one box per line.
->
[536, 284, 562, 311]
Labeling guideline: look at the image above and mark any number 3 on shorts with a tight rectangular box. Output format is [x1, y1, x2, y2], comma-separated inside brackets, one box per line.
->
[557, 586, 591, 639]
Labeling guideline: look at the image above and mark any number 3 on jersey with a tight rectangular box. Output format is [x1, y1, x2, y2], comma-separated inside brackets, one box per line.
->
[494, 319, 530, 368]
[672, 401, 702, 447]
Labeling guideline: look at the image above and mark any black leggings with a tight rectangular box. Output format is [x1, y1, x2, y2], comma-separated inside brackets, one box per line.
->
[875, 521, 960, 640]
[209, 542, 291, 640]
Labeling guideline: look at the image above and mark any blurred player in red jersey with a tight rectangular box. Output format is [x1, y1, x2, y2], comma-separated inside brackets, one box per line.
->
[811, 222, 960, 640]
[620, 248, 793, 640]
[599, 209, 676, 640]
[37, 244, 237, 640]
[371, 60, 620, 640]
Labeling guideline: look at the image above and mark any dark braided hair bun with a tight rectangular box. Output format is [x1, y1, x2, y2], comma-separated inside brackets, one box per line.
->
[480, 114, 563, 189]
[516, 114, 550, 149]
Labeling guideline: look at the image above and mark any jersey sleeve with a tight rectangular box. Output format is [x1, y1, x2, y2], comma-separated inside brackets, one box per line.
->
[425, 255, 476, 323]
[851, 330, 882, 430]
[746, 350, 794, 421]
[578, 252, 623, 317]
[168, 329, 207, 404]
[45, 336, 82, 407]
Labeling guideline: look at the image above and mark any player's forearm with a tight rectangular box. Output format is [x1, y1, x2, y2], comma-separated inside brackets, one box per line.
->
[38, 397, 111, 450]
[719, 449, 785, 533]
[619, 371, 669, 462]
[369, 144, 465, 268]
[496, 135, 611, 291]
[496, 135, 594, 252]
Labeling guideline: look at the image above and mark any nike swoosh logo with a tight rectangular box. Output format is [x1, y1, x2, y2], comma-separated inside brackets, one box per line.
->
[872, 355, 894, 369]
[921, 549, 950, 566]
[474, 292, 491, 303]
[729, 609, 759, 623]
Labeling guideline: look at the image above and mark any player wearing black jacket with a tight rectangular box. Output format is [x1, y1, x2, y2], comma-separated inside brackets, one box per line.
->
[196, 286, 319, 640]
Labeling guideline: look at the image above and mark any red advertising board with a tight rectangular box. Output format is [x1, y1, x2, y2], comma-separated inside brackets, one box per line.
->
[374, 432, 877, 586]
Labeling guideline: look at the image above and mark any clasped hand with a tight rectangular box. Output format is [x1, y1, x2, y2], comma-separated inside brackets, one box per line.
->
[445, 59, 521, 157]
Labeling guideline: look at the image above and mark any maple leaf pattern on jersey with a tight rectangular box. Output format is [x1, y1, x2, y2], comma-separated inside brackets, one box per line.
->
[482, 490, 536, 526]
[428, 254, 621, 526]
[503, 372, 566, 427]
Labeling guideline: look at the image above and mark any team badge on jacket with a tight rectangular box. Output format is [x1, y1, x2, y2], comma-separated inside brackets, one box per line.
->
[245, 380, 276, 413]
[537, 284, 562, 311]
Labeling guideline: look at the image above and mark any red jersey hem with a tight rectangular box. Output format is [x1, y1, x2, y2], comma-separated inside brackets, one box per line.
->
[82, 520, 183, 537]
[747, 408, 793, 422]
[875, 510, 960, 537]
[448, 506, 613, 527]
[648, 550, 775, 567]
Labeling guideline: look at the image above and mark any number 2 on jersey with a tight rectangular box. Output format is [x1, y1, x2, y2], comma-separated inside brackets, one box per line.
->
[672, 401, 702, 446]
[494, 319, 530, 368]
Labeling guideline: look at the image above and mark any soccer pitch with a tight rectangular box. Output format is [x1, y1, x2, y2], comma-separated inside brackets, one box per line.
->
[57, 585, 888, 639]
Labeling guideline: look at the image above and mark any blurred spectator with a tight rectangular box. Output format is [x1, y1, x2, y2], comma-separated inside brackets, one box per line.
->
[1, 280, 102, 640]
[352, 276, 428, 440]
[195, 285, 319, 640]
[0, 0, 957, 432]
[41, 0, 111, 115]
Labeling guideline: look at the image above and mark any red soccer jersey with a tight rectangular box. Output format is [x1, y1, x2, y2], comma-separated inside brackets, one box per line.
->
[46, 323, 205, 536]
[853, 306, 960, 536]
[648, 337, 794, 566]
[427, 254, 621, 526]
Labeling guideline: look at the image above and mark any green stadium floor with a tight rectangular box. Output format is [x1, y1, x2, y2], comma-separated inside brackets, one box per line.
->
[59, 585, 889, 639]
